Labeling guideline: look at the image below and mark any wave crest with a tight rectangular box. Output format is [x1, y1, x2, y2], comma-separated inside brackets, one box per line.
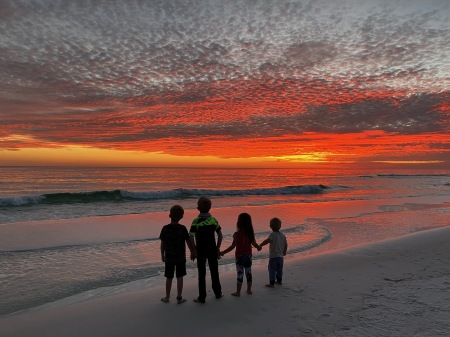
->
[0, 185, 328, 207]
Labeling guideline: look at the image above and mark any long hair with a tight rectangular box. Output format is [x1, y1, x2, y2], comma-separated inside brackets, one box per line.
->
[237, 212, 255, 242]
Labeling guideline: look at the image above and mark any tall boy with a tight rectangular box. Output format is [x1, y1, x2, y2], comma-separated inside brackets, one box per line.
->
[189, 196, 223, 303]
[159, 205, 194, 304]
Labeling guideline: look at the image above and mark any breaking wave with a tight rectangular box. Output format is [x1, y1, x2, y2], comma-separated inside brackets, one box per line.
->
[0, 184, 328, 207]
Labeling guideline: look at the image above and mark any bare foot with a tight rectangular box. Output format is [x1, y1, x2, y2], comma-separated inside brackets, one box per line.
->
[194, 297, 205, 303]
[231, 292, 240, 297]
[161, 297, 170, 303]
[247, 289, 253, 295]
[177, 297, 187, 304]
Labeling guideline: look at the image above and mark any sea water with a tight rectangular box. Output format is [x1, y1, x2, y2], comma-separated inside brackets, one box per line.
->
[0, 166, 449, 315]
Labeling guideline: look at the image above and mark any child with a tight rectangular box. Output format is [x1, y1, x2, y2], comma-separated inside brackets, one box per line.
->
[189, 196, 223, 303]
[220, 213, 260, 296]
[259, 217, 288, 287]
[159, 205, 194, 304]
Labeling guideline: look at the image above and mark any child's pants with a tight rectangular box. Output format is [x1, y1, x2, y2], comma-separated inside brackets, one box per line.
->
[268, 257, 283, 284]
[236, 255, 252, 284]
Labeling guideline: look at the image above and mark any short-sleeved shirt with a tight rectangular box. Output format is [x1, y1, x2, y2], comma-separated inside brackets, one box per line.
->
[189, 213, 221, 257]
[234, 231, 252, 258]
[159, 223, 190, 264]
[268, 231, 287, 258]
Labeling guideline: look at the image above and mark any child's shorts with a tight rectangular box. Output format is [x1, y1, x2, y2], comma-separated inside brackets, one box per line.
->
[164, 262, 187, 278]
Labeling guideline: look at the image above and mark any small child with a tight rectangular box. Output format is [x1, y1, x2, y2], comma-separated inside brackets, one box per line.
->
[220, 213, 260, 296]
[259, 217, 288, 287]
[159, 205, 194, 304]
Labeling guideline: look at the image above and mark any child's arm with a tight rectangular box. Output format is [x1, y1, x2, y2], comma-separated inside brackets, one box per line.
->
[220, 236, 236, 256]
[251, 238, 260, 251]
[160, 241, 165, 262]
[216, 230, 223, 258]
[216, 229, 223, 251]
[189, 236, 197, 261]
[259, 237, 272, 249]
[283, 238, 288, 256]
[186, 237, 196, 260]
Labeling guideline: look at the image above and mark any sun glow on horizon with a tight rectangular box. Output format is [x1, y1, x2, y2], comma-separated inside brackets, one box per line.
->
[374, 160, 444, 164]
[0, 146, 290, 168]
[0, 129, 448, 169]
[1, 141, 448, 170]
[267, 152, 337, 163]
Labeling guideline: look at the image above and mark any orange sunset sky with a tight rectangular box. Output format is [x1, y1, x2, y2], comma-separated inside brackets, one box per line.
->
[0, 0, 449, 169]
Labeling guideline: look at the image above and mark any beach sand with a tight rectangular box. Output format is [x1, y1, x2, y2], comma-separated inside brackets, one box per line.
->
[1, 226, 449, 337]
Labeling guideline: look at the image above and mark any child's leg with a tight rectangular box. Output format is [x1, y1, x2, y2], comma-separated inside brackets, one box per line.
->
[176, 277, 183, 298]
[245, 266, 253, 294]
[174, 262, 187, 303]
[196, 256, 208, 302]
[175, 277, 187, 303]
[166, 277, 173, 297]
[232, 263, 244, 296]
[267, 258, 276, 286]
[276, 258, 284, 284]
[162, 262, 175, 302]
[161, 277, 173, 302]
[207, 256, 222, 299]
[232, 283, 242, 296]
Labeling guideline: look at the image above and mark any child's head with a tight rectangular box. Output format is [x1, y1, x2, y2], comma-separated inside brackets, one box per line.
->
[169, 205, 184, 222]
[269, 217, 282, 232]
[237, 212, 252, 229]
[197, 196, 212, 213]
[237, 212, 255, 241]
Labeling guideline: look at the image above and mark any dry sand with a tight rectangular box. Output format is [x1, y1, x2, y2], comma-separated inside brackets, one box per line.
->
[1, 226, 450, 337]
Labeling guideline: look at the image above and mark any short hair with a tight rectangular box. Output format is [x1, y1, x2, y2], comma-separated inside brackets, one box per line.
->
[170, 205, 184, 221]
[197, 196, 212, 213]
[270, 217, 282, 231]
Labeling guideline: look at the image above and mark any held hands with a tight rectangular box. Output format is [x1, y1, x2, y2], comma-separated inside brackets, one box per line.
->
[190, 251, 197, 262]
[257, 244, 262, 251]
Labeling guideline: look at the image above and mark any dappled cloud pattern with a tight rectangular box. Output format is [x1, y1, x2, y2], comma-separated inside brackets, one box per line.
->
[1, 0, 449, 166]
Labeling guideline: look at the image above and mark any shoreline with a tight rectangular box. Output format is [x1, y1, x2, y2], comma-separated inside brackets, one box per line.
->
[2, 226, 450, 336]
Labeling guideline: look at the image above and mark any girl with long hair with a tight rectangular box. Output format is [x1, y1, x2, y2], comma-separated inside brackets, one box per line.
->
[220, 213, 260, 296]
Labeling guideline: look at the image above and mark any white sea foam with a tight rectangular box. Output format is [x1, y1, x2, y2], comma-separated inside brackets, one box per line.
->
[0, 195, 44, 207]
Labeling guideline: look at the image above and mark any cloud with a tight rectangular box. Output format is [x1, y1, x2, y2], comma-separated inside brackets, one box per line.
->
[0, 0, 449, 163]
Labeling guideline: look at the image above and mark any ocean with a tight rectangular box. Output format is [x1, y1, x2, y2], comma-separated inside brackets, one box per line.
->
[0, 166, 449, 316]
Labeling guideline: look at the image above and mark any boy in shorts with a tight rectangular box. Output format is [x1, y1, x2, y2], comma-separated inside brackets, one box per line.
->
[159, 205, 195, 304]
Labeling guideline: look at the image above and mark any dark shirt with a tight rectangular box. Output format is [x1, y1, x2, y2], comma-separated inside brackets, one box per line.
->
[159, 223, 190, 264]
[189, 213, 221, 257]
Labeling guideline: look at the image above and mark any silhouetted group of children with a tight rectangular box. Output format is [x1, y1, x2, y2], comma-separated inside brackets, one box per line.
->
[159, 196, 288, 304]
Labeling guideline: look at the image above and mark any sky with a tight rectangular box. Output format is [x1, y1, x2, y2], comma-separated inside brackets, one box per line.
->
[0, 0, 449, 169]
